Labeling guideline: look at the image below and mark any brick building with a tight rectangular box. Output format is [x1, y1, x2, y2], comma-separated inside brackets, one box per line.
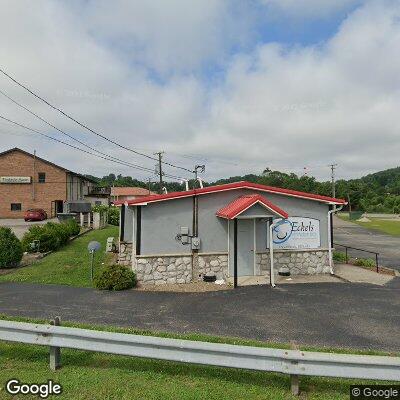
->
[0, 148, 97, 219]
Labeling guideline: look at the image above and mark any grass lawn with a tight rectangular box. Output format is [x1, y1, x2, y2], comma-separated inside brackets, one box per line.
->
[338, 214, 400, 237]
[0, 316, 397, 400]
[0, 226, 119, 287]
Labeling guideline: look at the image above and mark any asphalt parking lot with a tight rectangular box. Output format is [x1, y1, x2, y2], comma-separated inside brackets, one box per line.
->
[0, 218, 58, 239]
[0, 280, 399, 351]
[333, 216, 400, 271]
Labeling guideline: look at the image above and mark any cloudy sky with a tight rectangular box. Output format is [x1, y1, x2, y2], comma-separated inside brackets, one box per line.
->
[0, 0, 399, 184]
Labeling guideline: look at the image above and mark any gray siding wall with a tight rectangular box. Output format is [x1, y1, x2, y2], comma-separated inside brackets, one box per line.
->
[123, 206, 134, 243]
[133, 188, 330, 255]
[140, 197, 193, 255]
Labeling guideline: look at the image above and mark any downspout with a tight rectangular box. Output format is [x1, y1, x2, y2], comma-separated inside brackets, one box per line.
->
[328, 205, 343, 274]
[269, 218, 282, 288]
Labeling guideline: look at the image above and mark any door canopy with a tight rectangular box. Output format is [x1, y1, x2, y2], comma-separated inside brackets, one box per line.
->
[216, 194, 288, 220]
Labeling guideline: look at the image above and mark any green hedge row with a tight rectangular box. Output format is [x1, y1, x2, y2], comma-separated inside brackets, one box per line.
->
[0, 227, 23, 268]
[21, 219, 81, 253]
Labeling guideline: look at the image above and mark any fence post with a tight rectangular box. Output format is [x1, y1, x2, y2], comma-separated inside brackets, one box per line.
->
[290, 342, 300, 396]
[376, 253, 379, 273]
[345, 247, 348, 264]
[49, 316, 61, 371]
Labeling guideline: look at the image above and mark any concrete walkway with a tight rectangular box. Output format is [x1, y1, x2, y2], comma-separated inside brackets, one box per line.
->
[334, 263, 395, 286]
[229, 274, 342, 286]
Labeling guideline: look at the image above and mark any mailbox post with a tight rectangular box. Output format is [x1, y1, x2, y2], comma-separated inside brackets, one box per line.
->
[87, 241, 101, 281]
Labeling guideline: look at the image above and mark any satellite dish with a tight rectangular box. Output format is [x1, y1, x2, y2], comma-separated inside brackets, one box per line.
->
[88, 241, 101, 253]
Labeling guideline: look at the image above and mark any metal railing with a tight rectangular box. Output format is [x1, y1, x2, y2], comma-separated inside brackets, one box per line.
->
[334, 243, 379, 272]
[0, 319, 399, 396]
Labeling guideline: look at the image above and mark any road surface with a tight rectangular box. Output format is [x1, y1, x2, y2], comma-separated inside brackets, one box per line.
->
[0, 280, 399, 351]
[333, 215, 400, 271]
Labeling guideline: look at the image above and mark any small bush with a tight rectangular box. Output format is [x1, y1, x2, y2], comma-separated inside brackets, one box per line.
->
[0, 227, 23, 268]
[353, 258, 376, 268]
[108, 206, 120, 226]
[333, 251, 347, 263]
[21, 220, 79, 253]
[94, 264, 137, 291]
[92, 204, 109, 213]
[62, 219, 80, 236]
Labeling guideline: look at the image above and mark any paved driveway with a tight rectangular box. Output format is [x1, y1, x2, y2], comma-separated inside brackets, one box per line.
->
[0, 218, 58, 239]
[0, 280, 399, 351]
[333, 216, 400, 271]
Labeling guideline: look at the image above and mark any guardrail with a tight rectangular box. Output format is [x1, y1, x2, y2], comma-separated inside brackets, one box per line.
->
[334, 243, 379, 272]
[0, 319, 399, 396]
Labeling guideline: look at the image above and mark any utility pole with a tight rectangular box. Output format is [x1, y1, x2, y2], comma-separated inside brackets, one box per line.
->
[154, 151, 164, 194]
[329, 163, 338, 211]
[329, 163, 338, 198]
[193, 165, 205, 188]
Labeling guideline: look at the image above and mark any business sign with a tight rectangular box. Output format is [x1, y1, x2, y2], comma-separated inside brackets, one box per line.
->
[272, 217, 320, 249]
[0, 176, 31, 184]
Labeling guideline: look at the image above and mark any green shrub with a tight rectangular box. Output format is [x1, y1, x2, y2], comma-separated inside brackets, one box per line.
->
[21, 220, 79, 253]
[62, 218, 80, 236]
[92, 204, 109, 213]
[353, 258, 376, 268]
[108, 206, 119, 226]
[0, 227, 23, 268]
[94, 264, 137, 291]
[333, 251, 347, 263]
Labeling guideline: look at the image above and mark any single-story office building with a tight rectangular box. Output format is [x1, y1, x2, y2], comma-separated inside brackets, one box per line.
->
[116, 181, 346, 286]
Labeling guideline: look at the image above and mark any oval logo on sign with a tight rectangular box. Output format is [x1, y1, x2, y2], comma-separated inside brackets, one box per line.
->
[272, 219, 293, 244]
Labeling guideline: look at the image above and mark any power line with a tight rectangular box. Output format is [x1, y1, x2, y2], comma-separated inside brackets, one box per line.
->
[0, 114, 186, 180]
[0, 67, 193, 173]
[0, 87, 189, 180]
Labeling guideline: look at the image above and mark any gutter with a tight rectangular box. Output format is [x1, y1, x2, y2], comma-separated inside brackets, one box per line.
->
[327, 205, 344, 274]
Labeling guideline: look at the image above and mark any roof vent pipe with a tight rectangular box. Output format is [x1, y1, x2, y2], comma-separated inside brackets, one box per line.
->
[180, 180, 190, 191]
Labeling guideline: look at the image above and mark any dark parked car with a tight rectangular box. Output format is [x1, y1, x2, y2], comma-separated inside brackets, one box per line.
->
[24, 209, 48, 222]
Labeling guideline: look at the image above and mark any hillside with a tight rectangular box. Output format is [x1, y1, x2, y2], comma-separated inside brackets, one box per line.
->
[90, 167, 400, 213]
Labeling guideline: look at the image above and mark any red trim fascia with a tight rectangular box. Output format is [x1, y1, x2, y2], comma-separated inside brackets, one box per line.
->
[113, 181, 347, 207]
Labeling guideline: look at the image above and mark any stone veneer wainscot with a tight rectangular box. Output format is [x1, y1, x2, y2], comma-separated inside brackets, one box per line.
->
[256, 249, 330, 276]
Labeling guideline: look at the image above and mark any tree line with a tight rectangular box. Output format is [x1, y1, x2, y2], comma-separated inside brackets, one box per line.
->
[86, 166, 400, 213]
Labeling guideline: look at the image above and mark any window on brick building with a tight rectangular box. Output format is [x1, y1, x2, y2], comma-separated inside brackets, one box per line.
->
[11, 203, 22, 211]
[38, 172, 46, 183]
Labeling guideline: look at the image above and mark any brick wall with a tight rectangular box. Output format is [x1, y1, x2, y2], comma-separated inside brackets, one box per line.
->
[0, 150, 67, 218]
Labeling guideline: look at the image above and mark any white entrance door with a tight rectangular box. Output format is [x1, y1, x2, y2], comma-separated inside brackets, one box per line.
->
[237, 219, 254, 276]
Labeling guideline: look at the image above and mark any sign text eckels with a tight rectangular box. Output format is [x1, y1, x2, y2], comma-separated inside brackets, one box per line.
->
[272, 217, 321, 249]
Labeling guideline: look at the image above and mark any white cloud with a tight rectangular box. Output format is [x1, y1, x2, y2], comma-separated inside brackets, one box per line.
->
[81, 0, 253, 75]
[260, 0, 363, 18]
[0, 0, 399, 184]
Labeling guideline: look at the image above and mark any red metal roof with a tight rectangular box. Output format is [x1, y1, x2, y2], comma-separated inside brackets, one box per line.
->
[216, 194, 289, 219]
[114, 181, 347, 207]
